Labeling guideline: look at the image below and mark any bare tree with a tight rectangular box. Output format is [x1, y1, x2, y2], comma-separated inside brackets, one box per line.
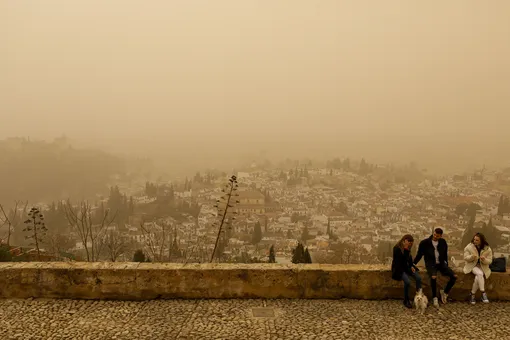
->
[167, 223, 179, 262]
[0, 210, 6, 244]
[0, 201, 28, 246]
[210, 175, 239, 263]
[46, 231, 75, 260]
[63, 200, 116, 262]
[185, 234, 210, 264]
[311, 242, 366, 264]
[104, 230, 127, 262]
[139, 221, 171, 262]
[167, 224, 174, 261]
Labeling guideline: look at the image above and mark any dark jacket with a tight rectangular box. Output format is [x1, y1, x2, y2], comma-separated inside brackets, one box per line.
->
[413, 236, 448, 269]
[391, 246, 418, 281]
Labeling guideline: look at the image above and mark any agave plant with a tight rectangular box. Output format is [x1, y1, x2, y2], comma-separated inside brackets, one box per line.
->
[210, 175, 240, 262]
[23, 207, 48, 261]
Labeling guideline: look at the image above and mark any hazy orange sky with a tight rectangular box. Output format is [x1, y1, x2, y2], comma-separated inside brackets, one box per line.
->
[1, 1, 510, 171]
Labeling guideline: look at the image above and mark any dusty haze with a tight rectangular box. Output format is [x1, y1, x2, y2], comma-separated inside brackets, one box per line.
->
[1, 1, 510, 174]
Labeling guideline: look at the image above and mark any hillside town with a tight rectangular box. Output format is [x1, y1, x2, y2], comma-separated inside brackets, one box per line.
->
[2, 160, 510, 269]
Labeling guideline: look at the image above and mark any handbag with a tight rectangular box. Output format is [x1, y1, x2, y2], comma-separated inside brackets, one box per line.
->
[489, 257, 507, 273]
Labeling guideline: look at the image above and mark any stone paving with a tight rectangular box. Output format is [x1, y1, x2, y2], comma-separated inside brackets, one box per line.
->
[1, 298, 509, 340]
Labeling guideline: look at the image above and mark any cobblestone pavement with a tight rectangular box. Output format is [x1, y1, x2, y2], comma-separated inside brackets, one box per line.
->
[1, 298, 509, 340]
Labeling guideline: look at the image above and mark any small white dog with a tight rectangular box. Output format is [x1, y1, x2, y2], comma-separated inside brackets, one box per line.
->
[414, 289, 428, 314]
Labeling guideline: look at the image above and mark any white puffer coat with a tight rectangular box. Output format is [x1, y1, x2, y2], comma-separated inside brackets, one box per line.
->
[463, 243, 493, 279]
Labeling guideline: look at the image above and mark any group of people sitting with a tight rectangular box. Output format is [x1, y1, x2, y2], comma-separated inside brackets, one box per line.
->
[392, 228, 493, 308]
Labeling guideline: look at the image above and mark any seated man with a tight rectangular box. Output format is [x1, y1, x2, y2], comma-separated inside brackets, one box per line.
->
[413, 228, 457, 307]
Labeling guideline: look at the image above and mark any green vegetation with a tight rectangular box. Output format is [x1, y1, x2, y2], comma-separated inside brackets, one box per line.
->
[252, 221, 262, 245]
[455, 202, 482, 218]
[133, 249, 146, 262]
[498, 195, 510, 215]
[291, 242, 312, 264]
[462, 216, 503, 250]
[268, 245, 276, 263]
[0, 245, 12, 262]
[23, 207, 47, 260]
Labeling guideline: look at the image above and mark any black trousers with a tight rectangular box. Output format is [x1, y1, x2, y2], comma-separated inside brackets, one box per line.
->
[426, 264, 456, 298]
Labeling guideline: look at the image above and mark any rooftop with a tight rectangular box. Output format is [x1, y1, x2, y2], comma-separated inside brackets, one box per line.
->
[238, 190, 265, 199]
[1, 298, 508, 340]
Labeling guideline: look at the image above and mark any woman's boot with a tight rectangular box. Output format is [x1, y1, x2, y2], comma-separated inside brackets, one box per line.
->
[403, 299, 412, 309]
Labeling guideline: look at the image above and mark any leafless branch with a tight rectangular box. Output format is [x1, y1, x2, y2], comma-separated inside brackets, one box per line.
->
[64, 200, 117, 262]
[139, 220, 171, 262]
[104, 230, 127, 262]
[46, 231, 74, 260]
[92, 208, 117, 261]
[0, 200, 27, 247]
[139, 221, 158, 261]
[64, 200, 91, 261]
[184, 234, 209, 264]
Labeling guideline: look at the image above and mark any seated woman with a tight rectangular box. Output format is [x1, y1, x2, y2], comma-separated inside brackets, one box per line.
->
[392, 234, 421, 308]
[463, 232, 493, 304]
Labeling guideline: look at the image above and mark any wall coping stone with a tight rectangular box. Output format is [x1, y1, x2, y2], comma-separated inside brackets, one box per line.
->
[1, 263, 509, 300]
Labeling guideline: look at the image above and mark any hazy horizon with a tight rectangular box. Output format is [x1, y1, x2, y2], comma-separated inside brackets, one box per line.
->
[2, 1, 510, 174]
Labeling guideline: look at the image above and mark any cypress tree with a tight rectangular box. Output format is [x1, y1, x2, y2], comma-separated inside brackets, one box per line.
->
[304, 248, 312, 264]
[498, 195, 505, 216]
[461, 215, 476, 249]
[252, 221, 262, 244]
[292, 242, 306, 264]
[269, 245, 276, 263]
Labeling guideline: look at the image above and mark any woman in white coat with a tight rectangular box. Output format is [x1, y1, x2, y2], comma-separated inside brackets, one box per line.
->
[463, 233, 493, 304]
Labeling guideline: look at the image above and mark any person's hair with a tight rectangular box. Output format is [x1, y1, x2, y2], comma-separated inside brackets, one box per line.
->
[395, 234, 414, 252]
[434, 228, 443, 235]
[472, 233, 489, 249]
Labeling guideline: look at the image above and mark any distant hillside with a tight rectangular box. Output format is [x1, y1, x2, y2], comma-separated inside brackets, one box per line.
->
[0, 137, 125, 204]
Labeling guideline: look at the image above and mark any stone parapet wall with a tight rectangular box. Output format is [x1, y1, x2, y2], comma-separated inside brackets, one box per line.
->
[1, 263, 509, 300]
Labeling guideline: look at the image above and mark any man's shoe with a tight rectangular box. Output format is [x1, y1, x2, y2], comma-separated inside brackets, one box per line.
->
[470, 293, 476, 305]
[440, 290, 448, 304]
[433, 297, 439, 308]
[403, 299, 412, 309]
[481, 292, 489, 303]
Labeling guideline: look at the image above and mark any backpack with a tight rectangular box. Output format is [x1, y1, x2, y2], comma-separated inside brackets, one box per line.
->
[489, 257, 507, 273]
